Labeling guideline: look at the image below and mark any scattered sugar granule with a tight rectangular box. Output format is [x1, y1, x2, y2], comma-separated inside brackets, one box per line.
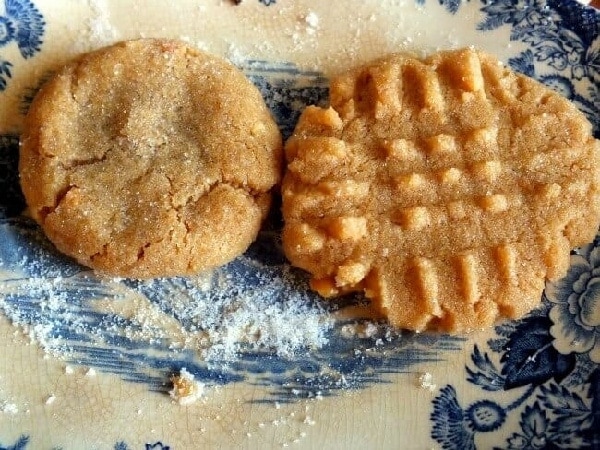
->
[418, 372, 437, 392]
[85, 0, 119, 44]
[303, 416, 316, 426]
[1, 402, 18, 414]
[226, 43, 247, 66]
[1, 243, 331, 374]
[169, 367, 205, 405]
[45, 394, 56, 405]
[305, 11, 319, 29]
[72, 0, 119, 53]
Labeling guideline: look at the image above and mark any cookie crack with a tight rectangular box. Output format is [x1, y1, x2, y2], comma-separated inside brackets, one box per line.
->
[136, 242, 152, 260]
[169, 174, 265, 212]
[89, 243, 109, 263]
[58, 151, 111, 170]
[38, 184, 78, 222]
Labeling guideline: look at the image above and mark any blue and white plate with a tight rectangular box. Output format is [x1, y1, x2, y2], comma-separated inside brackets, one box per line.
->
[0, 1, 599, 448]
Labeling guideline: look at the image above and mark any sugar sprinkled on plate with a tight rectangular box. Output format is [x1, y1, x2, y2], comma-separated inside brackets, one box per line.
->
[71, 0, 120, 53]
[0, 232, 333, 367]
[0, 401, 18, 414]
[304, 11, 319, 34]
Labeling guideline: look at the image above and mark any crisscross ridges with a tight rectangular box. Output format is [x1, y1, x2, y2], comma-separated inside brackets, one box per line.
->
[282, 48, 600, 333]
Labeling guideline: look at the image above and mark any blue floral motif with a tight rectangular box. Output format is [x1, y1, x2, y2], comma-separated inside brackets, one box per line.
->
[477, 0, 555, 36]
[415, 0, 470, 13]
[4, 0, 44, 58]
[145, 444, 170, 450]
[0, 435, 29, 450]
[0, 16, 16, 45]
[547, 246, 600, 363]
[584, 35, 600, 84]
[439, 0, 470, 14]
[431, 385, 507, 449]
[477, 0, 600, 136]
[0, 58, 12, 90]
[431, 386, 476, 450]
[0, 0, 45, 90]
[431, 233, 600, 448]
[505, 403, 549, 450]
[508, 49, 535, 77]
[235, 0, 276, 5]
[112, 443, 171, 450]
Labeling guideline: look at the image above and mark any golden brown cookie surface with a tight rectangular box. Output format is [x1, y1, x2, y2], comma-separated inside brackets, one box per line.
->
[282, 48, 600, 333]
[20, 39, 282, 278]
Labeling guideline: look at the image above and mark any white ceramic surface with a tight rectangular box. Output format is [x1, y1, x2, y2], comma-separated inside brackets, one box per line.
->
[0, 1, 599, 449]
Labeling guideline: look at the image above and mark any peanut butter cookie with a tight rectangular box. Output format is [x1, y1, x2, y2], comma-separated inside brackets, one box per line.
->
[282, 48, 600, 333]
[20, 39, 282, 278]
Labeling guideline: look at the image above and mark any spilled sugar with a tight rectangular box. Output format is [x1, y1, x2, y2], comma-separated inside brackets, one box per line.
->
[71, 0, 120, 53]
[0, 242, 333, 365]
[0, 401, 18, 415]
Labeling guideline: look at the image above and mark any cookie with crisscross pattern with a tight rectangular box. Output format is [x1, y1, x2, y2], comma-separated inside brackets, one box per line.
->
[282, 48, 600, 332]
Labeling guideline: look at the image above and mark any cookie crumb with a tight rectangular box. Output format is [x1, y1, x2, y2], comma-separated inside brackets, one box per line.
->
[417, 372, 437, 392]
[169, 367, 205, 405]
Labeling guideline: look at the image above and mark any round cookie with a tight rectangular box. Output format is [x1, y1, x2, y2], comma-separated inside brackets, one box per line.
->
[282, 48, 600, 333]
[20, 39, 282, 278]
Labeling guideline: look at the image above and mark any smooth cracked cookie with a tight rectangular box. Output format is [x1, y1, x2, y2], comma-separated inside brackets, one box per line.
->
[20, 39, 282, 278]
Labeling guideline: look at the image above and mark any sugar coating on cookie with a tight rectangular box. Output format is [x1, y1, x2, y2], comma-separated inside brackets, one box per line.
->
[20, 39, 282, 278]
[282, 48, 600, 333]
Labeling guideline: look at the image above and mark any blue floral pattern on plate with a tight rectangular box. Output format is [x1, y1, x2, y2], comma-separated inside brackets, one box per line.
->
[479, 0, 600, 137]
[1, 0, 599, 448]
[431, 241, 600, 449]
[0, 435, 29, 450]
[0, 0, 45, 90]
